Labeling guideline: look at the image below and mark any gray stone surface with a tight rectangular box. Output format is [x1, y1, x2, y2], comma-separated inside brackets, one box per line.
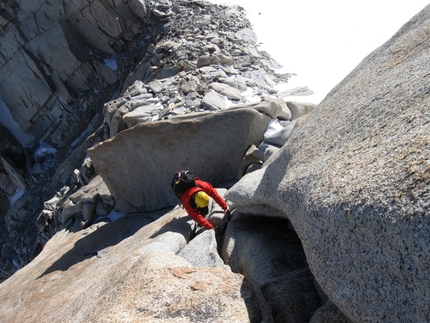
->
[238, 144, 262, 177]
[208, 82, 242, 100]
[178, 229, 229, 269]
[225, 167, 283, 217]
[286, 101, 317, 120]
[0, 0, 148, 143]
[9, 0, 430, 321]
[234, 96, 292, 120]
[123, 104, 163, 127]
[1, 3, 316, 315]
[202, 90, 228, 110]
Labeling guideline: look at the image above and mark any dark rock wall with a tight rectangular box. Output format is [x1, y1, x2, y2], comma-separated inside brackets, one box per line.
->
[0, 0, 166, 279]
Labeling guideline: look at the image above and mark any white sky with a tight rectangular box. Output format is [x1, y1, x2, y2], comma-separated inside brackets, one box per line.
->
[209, 1, 429, 103]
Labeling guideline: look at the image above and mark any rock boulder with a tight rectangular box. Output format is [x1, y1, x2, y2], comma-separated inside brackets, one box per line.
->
[88, 108, 270, 213]
[226, 5, 430, 323]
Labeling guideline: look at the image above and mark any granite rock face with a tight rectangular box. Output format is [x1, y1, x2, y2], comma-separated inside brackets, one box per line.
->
[0, 0, 160, 271]
[226, 4, 430, 323]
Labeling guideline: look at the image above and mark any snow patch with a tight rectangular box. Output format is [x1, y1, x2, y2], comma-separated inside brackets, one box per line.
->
[0, 95, 34, 147]
[34, 141, 57, 159]
[107, 209, 125, 222]
[263, 119, 284, 138]
[9, 189, 25, 205]
[104, 56, 118, 71]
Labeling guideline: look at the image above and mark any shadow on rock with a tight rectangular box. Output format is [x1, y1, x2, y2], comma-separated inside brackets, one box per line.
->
[224, 215, 322, 323]
[240, 276, 276, 323]
[148, 215, 193, 241]
[37, 208, 173, 279]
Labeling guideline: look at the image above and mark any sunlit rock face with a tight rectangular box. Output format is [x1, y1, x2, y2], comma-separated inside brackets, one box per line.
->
[0, 208, 267, 323]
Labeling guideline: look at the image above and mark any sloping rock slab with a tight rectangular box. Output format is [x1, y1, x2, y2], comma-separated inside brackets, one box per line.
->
[227, 5, 430, 323]
[88, 108, 270, 213]
[0, 208, 263, 323]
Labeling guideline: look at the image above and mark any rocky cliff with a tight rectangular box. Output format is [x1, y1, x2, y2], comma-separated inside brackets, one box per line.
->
[1, 0, 429, 322]
[0, 0, 167, 276]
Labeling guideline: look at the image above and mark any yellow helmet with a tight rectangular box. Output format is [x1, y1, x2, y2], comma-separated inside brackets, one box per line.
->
[195, 191, 209, 208]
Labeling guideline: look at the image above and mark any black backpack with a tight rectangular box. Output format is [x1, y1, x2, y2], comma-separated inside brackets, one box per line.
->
[171, 170, 196, 198]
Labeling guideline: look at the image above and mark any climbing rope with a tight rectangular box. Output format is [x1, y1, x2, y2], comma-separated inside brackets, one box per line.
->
[260, 267, 310, 290]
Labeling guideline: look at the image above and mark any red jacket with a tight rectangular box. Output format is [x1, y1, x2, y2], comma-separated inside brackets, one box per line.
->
[179, 179, 228, 229]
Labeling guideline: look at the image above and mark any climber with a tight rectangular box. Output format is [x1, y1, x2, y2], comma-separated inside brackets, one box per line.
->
[171, 170, 230, 234]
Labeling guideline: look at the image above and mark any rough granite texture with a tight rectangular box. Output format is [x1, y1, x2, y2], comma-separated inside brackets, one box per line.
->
[226, 4, 430, 323]
[0, 208, 261, 323]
